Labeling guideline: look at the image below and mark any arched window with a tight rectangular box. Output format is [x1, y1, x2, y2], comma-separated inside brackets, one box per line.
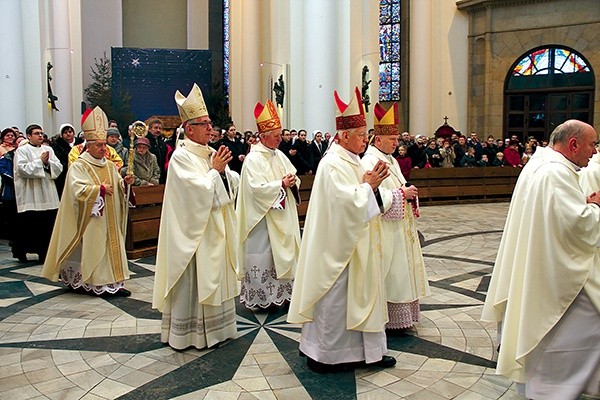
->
[504, 46, 594, 142]
[378, 0, 401, 102]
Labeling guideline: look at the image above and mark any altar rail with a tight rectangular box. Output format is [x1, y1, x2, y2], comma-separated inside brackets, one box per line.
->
[125, 167, 520, 259]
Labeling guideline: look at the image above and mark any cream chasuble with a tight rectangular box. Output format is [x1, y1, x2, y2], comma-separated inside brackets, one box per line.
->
[361, 145, 430, 303]
[42, 152, 129, 286]
[152, 140, 239, 312]
[288, 143, 387, 332]
[236, 141, 300, 279]
[481, 146, 600, 382]
[577, 151, 600, 314]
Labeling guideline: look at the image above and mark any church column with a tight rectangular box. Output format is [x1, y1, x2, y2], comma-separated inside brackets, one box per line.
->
[48, 0, 75, 131]
[230, 0, 261, 131]
[0, 0, 27, 128]
[21, 0, 47, 128]
[299, 0, 338, 134]
[409, 0, 433, 135]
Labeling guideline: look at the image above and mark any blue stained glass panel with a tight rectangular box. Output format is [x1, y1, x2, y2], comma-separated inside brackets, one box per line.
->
[391, 4, 400, 23]
[378, 0, 401, 101]
[392, 64, 400, 80]
[390, 43, 400, 60]
[380, 7, 390, 24]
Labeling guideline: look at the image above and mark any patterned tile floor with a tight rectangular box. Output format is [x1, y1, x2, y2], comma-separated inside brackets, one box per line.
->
[0, 203, 525, 400]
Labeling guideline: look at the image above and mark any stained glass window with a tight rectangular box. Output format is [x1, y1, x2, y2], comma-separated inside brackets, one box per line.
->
[379, 0, 401, 101]
[508, 46, 592, 90]
[512, 47, 590, 76]
[223, 0, 230, 105]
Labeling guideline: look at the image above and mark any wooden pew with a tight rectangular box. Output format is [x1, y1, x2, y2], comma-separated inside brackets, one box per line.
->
[125, 184, 164, 259]
[409, 166, 521, 204]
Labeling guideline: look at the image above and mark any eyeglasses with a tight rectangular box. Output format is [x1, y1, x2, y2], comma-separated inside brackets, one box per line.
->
[189, 121, 212, 128]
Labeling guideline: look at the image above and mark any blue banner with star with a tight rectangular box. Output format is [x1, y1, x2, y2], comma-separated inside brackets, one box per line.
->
[111, 47, 212, 120]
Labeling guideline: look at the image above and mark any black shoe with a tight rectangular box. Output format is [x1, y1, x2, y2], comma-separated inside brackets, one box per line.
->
[14, 253, 27, 262]
[306, 357, 356, 374]
[115, 288, 131, 297]
[366, 355, 396, 368]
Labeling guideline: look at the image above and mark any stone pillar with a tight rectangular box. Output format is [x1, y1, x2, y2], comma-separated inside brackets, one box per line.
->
[409, 0, 432, 135]
[21, 0, 47, 129]
[230, 0, 261, 131]
[300, 0, 337, 134]
[0, 0, 27, 129]
[48, 0, 74, 131]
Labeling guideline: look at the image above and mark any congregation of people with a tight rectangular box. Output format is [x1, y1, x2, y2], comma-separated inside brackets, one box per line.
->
[0, 82, 598, 397]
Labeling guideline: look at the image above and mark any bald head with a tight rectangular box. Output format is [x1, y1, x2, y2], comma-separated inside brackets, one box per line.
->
[550, 120, 598, 167]
[550, 120, 593, 146]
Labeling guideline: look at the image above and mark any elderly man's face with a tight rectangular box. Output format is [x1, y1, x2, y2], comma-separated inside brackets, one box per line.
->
[376, 135, 398, 155]
[261, 128, 282, 150]
[342, 127, 367, 155]
[572, 128, 598, 168]
[87, 140, 108, 159]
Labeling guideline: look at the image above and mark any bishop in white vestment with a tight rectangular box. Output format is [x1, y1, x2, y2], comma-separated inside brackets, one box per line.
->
[153, 84, 239, 350]
[360, 103, 430, 330]
[482, 120, 600, 399]
[288, 87, 396, 373]
[236, 100, 300, 309]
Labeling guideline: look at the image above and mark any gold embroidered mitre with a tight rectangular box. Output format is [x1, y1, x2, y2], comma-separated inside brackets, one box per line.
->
[175, 83, 208, 123]
[373, 102, 399, 136]
[334, 86, 366, 131]
[254, 100, 281, 134]
[81, 106, 108, 141]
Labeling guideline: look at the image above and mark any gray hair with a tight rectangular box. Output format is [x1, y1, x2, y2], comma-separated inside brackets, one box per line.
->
[549, 120, 588, 146]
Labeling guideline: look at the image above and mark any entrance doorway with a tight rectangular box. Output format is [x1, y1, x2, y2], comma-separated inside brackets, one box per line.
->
[504, 46, 594, 143]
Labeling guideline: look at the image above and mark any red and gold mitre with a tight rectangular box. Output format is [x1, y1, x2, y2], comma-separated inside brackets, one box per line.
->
[334, 86, 366, 131]
[254, 100, 281, 134]
[373, 102, 399, 136]
[175, 83, 208, 123]
[81, 106, 108, 141]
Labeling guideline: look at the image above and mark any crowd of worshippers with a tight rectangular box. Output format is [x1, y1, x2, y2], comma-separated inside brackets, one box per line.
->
[394, 131, 543, 178]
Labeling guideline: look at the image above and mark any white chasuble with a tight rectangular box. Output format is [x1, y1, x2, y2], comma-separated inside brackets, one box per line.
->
[288, 143, 387, 333]
[482, 146, 600, 382]
[152, 140, 239, 350]
[236, 142, 301, 280]
[361, 146, 430, 304]
[153, 140, 239, 312]
[578, 151, 600, 314]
